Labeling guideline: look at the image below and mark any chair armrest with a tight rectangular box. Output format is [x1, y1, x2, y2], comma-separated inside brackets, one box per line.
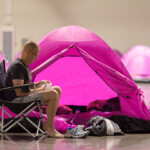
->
[0, 83, 34, 92]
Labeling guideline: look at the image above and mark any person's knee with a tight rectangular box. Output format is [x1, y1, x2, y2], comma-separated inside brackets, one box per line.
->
[42, 89, 59, 101]
[52, 86, 62, 96]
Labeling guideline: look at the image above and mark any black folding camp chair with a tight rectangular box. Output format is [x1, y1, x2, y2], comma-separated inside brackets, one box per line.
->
[0, 60, 45, 138]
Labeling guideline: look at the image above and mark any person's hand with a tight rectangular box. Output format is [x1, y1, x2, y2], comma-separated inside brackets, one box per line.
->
[46, 80, 51, 84]
[40, 83, 47, 91]
[40, 80, 47, 84]
[41, 80, 51, 84]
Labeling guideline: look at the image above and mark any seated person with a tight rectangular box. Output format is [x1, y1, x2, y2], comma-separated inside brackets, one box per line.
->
[4, 41, 64, 138]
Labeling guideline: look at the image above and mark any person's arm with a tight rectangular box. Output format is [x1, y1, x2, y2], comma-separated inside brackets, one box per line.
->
[12, 79, 46, 97]
[30, 80, 51, 89]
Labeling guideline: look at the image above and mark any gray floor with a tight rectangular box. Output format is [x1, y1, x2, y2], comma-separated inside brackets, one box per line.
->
[0, 133, 150, 150]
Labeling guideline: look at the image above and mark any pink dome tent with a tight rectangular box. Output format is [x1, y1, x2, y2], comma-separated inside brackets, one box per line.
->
[28, 25, 150, 123]
[121, 45, 150, 82]
[0, 52, 9, 70]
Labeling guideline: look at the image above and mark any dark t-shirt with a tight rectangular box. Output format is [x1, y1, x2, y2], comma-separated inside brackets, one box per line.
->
[4, 58, 32, 101]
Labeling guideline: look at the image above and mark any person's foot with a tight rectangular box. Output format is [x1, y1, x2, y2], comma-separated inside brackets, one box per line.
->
[46, 128, 65, 138]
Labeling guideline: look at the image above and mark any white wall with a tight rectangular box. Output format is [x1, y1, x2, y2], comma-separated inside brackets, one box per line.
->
[0, 0, 4, 52]
[0, 0, 150, 58]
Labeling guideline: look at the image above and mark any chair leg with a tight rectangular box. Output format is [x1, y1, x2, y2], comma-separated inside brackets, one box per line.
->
[36, 102, 46, 137]
[4, 104, 37, 133]
[3, 105, 40, 138]
[0, 101, 46, 138]
[0, 104, 4, 132]
[0, 106, 19, 132]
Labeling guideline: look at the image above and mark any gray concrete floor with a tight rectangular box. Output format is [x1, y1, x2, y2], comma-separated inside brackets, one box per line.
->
[0, 133, 150, 150]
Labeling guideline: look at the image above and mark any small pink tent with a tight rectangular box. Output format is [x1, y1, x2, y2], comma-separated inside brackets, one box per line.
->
[27, 25, 150, 121]
[0, 52, 9, 70]
[121, 45, 150, 81]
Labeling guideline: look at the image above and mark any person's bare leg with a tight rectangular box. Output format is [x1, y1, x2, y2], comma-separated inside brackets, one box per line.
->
[42, 90, 64, 138]
[51, 86, 62, 99]
[51, 86, 62, 108]
[43, 86, 62, 131]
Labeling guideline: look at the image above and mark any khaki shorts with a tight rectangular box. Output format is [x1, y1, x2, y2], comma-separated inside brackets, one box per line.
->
[12, 91, 44, 104]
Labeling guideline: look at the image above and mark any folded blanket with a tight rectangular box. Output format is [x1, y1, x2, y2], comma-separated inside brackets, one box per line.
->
[85, 116, 124, 136]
